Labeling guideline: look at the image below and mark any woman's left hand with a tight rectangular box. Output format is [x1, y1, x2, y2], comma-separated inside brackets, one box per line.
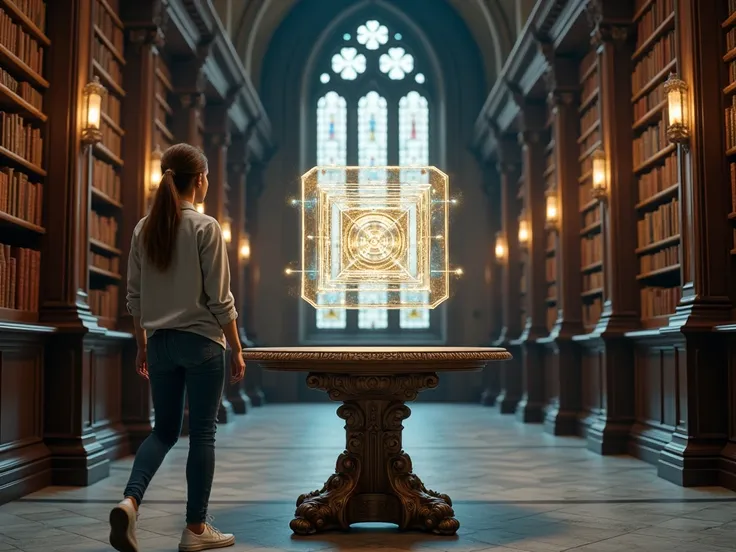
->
[136, 346, 149, 380]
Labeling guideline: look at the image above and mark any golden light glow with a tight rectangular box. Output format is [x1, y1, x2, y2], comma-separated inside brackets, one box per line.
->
[518, 219, 530, 246]
[664, 73, 689, 144]
[546, 193, 559, 226]
[221, 219, 232, 243]
[82, 77, 106, 145]
[196, 203, 205, 214]
[300, 166, 450, 310]
[149, 146, 163, 192]
[239, 234, 251, 261]
[494, 232, 507, 262]
[591, 149, 607, 200]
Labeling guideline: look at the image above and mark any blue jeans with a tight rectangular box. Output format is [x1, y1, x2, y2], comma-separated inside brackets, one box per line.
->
[123, 329, 225, 523]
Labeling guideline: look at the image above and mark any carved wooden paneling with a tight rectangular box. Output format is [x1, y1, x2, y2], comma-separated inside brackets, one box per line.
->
[580, 346, 603, 434]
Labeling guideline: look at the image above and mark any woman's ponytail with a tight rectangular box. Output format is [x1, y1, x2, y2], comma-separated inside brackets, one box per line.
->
[142, 169, 182, 271]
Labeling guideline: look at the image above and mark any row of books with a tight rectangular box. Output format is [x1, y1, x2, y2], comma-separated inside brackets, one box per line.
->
[0, 244, 39, 312]
[0, 111, 43, 166]
[548, 283, 557, 300]
[0, 167, 42, 226]
[581, 233, 603, 267]
[580, 104, 598, 134]
[723, 95, 736, 151]
[636, 199, 680, 247]
[633, 121, 667, 168]
[579, 57, 597, 100]
[101, 93, 121, 125]
[727, 27, 736, 55]
[546, 232, 556, 251]
[89, 285, 118, 320]
[730, 163, 736, 213]
[93, 36, 122, 90]
[579, 181, 594, 207]
[639, 244, 679, 274]
[729, 1, 736, 14]
[0, 9, 44, 78]
[545, 257, 556, 283]
[631, 33, 676, 97]
[641, 286, 681, 319]
[583, 270, 603, 293]
[101, 118, 122, 157]
[92, 157, 121, 201]
[634, 0, 675, 51]
[583, 298, 603, 328]
[90, 252, 120, 274]
[637, 153, 677, 203]
[95, 0, 124, 54]
[582, 206, 601, 229]
[578, 125, 600, 158]
[633, 82, 665, 122]
[0, 68, 42, 111]
[12, 0, 46, 30]
[90, 212, 118, 247]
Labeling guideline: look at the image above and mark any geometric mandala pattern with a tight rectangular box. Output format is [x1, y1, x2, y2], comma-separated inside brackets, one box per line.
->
[301, 165, 450, 309]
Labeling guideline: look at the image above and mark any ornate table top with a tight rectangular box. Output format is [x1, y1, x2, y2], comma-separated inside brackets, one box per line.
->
[241, 346, 512, 373]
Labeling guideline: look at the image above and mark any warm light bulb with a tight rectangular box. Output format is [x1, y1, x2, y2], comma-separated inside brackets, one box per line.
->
[87, 95, 101, 130]
[494, 233, 507, 261]
[196, 203, 205, 214]
[149, 146, 163, 191]
[518, 219, 530, 245]
[239, 235, 251, 261]
[592, 149, 606, 198]
[285, 268, 293, 275]
[81, 77, 106, 145]
[664, 73, 689, 145]
[221, 220, 232, 243]
[546, 194, 559, 224]
[455, 268, 463, 275]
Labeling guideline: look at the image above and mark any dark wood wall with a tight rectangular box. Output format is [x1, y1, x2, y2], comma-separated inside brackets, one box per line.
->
[0, 0, 272, 501]
[475, 0, 736, 491]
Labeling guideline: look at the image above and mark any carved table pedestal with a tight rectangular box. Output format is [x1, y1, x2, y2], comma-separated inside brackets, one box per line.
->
[241, 346, 511, 536]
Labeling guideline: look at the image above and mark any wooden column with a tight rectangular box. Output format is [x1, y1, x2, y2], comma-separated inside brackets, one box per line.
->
[204, 112, 235, 424]
[512, 95, 548, 424]
[118, 1, 166, 450]
[580, 2, 637, 454]
[243, 161, 266, 406]
[224, 133, 252, 414]
[493, 134, 523, 414]
[481, 163, 502, 406]
[539, 45, 584, 435]
[42, 0, 112, 486]
[655, 0, 731, 486]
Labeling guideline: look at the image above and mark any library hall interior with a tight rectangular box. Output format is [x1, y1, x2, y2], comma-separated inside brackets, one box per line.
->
[5, 0, 736, 551]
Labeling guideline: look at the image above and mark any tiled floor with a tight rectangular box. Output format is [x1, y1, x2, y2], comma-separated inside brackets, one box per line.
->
[2, 404, 736, 551]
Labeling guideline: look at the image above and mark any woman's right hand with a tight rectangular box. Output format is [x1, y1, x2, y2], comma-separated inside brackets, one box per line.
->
[230, 350, 246, 384]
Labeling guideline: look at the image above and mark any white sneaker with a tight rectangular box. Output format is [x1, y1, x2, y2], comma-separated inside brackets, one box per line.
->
[179, 521, 235, 552]
[109, 498, 139, 552]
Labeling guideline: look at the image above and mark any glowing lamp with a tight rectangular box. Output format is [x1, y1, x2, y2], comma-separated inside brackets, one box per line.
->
[518, 219, 530, 246]
[221, 219, 232, 243]
[664, 73, 689, 145]
[82, 77, 106, 145]
[196, 203, 205, 214]
[545, 192, 559, 228]
[239, 234, 251, 262]
[149, 146, 163, 192]
[591, 149, 607, 200]
[494, 232, 507, 262]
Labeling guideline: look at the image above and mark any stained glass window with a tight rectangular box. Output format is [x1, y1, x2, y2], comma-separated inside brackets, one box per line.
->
[357, 20, 388, 50]
[316, 92, 347, 329]
[331, 47, 366, 80]
[379, 47, 414, 80]
[357, 91, 389, 330]
[399, 92, 430, 329]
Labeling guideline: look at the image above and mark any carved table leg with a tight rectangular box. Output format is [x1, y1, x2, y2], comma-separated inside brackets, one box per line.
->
[290, 372, 459, 536]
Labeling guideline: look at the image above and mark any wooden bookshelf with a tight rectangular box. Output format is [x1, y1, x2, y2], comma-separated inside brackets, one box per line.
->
[0, 0, 47, 325]
[544, 119, 557, 333]
[577, 49, 603, 330]
[89, 0, 124, 328]
[154, 55, 174, 151]
[724, 0, 736, 257]
[632, 0, 681, 324]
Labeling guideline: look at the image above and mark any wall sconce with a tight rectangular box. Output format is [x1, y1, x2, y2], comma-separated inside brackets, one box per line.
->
[196, 203, 205, 214]
[545, 192, 559, 229]
[149, 146, 163, 193]
[591, 148, 607, 201]
[518, 218, 530, 247]
[239, 233, 251, 263]
[494, 231, 507, 263]
[82, 77, 106, 146]
[664, 73, 689, 145]
[221, 219, 232, 243]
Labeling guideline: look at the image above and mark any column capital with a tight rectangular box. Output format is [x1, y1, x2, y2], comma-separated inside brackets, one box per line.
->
[122, 0, 168, 50]
[586, 0, 632, 49]
[205, 130, 231, 149]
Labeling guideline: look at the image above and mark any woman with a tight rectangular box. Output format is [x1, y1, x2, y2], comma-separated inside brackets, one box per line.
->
[109, 143, 246, 552]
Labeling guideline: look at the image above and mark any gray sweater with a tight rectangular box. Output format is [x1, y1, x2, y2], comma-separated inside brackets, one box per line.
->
[126, 201, 238, 348]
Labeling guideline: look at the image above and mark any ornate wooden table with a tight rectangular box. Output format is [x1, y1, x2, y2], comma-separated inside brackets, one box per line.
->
[240, 346, 512, 536]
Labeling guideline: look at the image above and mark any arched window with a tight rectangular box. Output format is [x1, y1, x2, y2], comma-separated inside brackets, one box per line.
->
[309, 16, 441, 341]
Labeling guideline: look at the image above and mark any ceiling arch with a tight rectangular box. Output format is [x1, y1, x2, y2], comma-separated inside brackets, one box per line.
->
[232, 0, 515, 93]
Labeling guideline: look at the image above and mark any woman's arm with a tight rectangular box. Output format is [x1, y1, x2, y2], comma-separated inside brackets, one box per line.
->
[200, 220, 242, 351]
[126, 228, 144, 349]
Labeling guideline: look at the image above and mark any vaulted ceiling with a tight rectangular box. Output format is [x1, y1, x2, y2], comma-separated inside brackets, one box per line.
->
[222, 0, 522, 92]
